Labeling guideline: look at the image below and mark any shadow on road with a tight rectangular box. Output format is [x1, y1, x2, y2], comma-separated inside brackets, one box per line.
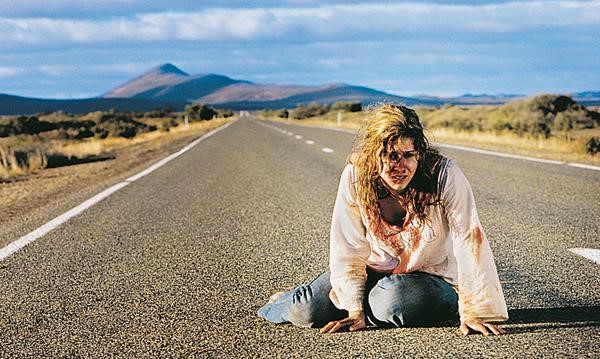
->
[363, 306, 600, 332]
[505, 306, 600, 333]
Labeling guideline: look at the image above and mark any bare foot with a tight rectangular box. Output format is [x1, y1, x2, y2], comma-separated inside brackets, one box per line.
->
[269, 291, 284, 303]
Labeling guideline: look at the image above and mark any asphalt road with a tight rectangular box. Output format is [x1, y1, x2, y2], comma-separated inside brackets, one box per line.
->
[1, 117, 599, 357]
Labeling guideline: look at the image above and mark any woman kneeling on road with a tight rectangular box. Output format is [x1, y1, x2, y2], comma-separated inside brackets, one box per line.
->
[257, 104, 508, 335]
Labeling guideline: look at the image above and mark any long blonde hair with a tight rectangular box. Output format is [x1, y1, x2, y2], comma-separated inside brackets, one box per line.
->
[349, 104, 442, 234]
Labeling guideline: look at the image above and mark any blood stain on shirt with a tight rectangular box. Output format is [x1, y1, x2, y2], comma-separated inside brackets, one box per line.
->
[471, 225, 484, 262]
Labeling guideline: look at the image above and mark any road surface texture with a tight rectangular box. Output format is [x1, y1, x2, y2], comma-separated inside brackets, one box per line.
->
[1, 117, 599, 357]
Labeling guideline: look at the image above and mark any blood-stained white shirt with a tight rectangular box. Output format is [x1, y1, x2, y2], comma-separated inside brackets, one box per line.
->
[328, 159, 509, 323]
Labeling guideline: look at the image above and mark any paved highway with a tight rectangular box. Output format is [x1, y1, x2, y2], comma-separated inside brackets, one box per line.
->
[1, 117, 599, 357]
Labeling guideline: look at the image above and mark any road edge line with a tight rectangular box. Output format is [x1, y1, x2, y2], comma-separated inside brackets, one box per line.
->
[567, 163, 600, 171]
[259, 119, 600, 171]
[432, 143, 566, 165]
[0, 120, 234, 262]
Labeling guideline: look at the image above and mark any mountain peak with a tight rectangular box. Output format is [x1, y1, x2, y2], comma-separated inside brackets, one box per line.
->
[103, 63, 190, 98]
[147, 63, 188, 77]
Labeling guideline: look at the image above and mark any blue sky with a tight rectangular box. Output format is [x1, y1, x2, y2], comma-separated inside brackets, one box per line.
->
[1, 0, 598, 99]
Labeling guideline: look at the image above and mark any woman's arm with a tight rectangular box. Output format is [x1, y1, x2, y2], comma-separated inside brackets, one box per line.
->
[442, 161, 509, 335]
[325, 164, 371, 333]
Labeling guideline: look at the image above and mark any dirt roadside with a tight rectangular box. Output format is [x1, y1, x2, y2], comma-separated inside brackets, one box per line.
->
[0, 119, 233, 229]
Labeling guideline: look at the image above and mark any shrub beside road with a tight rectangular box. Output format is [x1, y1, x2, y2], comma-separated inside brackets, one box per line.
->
[261, 96, 600, 165]
[0, 106, 233, 180]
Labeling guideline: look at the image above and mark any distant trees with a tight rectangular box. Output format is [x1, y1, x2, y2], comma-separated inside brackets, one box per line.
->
[186, 103, 221, 121]
[260, 109, 289, 118]
[331, 101, 362, 112]
[291, 102, 329, 119]
[216, 108, 235, 118]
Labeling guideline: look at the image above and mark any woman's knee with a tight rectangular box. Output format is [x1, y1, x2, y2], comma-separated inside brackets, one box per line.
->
[368, 273, 458, 327]
[287, 285, 342, 328]
[368, 274, 412, 326]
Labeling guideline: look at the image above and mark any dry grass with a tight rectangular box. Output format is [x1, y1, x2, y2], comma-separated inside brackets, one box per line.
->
[0, 147, 47, 179]
[259, 112, 599, 165]
[0, 147, 25, 178]
[426, 128, 600, 165]
[0, 117, 234, 181]
[0, 116, 234, 225]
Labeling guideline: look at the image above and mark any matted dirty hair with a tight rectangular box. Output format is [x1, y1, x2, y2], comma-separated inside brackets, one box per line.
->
[348, 103, 443, 230]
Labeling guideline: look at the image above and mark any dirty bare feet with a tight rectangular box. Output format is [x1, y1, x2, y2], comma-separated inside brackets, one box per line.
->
[268, 291, 284, 303]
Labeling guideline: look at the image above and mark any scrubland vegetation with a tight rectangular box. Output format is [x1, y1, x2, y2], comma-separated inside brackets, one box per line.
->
[261, 101, 362, 120]
[0, 105, 234, 180]
[260, 96, 600, 164]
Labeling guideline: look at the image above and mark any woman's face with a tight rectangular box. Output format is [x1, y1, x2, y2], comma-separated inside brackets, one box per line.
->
[378, 137, 419, 195]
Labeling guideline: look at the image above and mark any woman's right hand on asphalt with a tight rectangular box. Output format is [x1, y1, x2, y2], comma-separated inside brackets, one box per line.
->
[320, 310, 366, 334]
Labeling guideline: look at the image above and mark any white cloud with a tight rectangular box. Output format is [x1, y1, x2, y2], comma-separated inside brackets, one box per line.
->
[1, 1, 598, 97]
[0, 1, 598, 49]
[35, 62, 166, 77]
[0, 66, 26, 78]
[317, 58, 356, 70]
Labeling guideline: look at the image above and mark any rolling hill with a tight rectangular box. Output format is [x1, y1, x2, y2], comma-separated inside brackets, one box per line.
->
[0, 63, 597, 115]
[0, 94, 186, 116]
[101, 63, 438, 109]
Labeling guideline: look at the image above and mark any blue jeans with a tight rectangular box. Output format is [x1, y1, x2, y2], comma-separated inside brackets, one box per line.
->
[257, 270, 458, 328]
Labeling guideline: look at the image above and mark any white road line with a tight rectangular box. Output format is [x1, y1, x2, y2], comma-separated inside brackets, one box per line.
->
[258, 119, 600, 171]
[322, 147, 334, 153]
[567, 163, 600, 171]
[0, 121, 234, 262]
[287, 132, 293, 136]
[294, 135, 302, 139]
[568, 248, 600, 264]
[0, 182, 129, 262]
[277, 121, 357, 134]
[434, 143, 565, 165]
[306, 140, 315, 145]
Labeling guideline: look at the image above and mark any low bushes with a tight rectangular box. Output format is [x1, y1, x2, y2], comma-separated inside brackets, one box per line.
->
[291, 102, 330, 119]
[185, 104, 217, 121]
[260, 109, 289, 118]
[587, 137, 600, 155]
[0, 105, 234, 180]
[0, 112, 157, 140]
[331, 101, 362, 112]
[289, 101, 362, 120]
[419, 95, 599, 138]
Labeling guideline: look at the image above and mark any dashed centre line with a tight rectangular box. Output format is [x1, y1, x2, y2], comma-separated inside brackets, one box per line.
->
[257, 120, 334, 155]
[258, 119, 596, 263]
